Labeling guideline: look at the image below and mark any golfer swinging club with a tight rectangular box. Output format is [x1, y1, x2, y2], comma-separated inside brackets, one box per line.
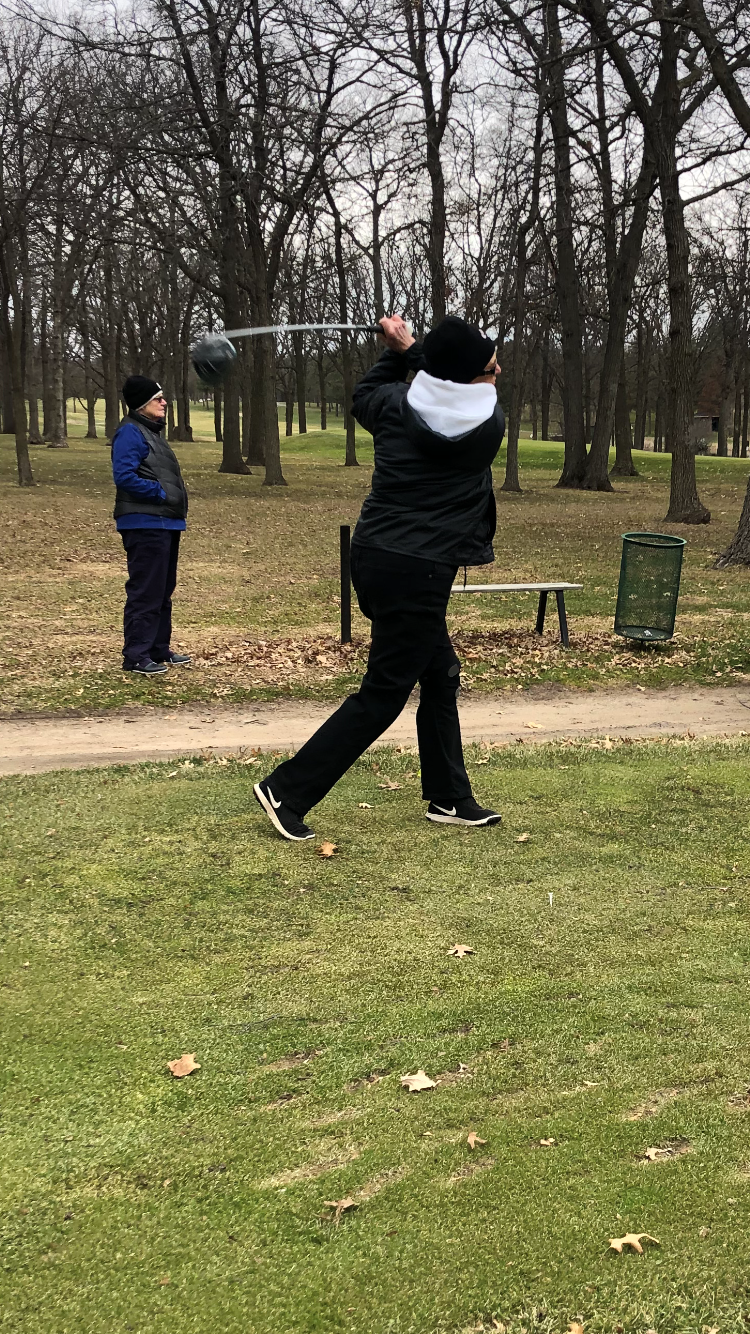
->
[255, 314, 504, 841]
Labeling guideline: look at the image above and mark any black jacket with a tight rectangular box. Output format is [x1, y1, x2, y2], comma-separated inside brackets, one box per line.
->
[112, 414, 189, 521]
[351, 343, 504, 566]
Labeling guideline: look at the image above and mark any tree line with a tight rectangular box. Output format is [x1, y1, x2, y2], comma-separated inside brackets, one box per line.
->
[3, 0, 750, 537]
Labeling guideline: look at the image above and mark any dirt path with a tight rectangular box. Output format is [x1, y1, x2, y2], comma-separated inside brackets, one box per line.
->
[3, 685, 750, 776]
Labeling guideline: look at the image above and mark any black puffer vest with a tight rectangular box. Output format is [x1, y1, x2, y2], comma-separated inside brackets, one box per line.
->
[112, 415, 188, 521]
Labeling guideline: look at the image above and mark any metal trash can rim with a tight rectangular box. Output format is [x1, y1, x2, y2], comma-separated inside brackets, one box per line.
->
[621, 530, 687, 548]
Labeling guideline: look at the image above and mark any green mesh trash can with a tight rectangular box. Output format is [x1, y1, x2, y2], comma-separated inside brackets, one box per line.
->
[614, 532, 686, 642]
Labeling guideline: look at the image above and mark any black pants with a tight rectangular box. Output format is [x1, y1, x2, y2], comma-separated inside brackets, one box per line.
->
[121, 529, 181, 666]
[269, 546, 473, 815]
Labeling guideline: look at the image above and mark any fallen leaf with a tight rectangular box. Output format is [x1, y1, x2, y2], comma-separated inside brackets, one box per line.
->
[602, 736, 614, 750]
[400, 1069, 436, 1093]
[538, 1137, 557, 1147]
[467, 1132, 487, 1149]
[167, 1053, 201, 1078]
[636, 685, 646, 692]
[608, 1232, 659, 1255]
[492, 1322, 506, 1333]
[317, 842, 338, 858]
[447, 943, 474, 958]
[525, 721, 543, 730]
[699, 1226, 710, 1238]
[516, 832, 530, 843]
[158, 1275, 170, 1286]
[166, 771, 178, 778]
[322, 1196, 357, 1225]
[358, 803, 373, 809]
[45, 830, 56, 837]
[378, 780, 402, 790]
[162, 1179, 172, 1187]
[569, 1323, 585, 1334]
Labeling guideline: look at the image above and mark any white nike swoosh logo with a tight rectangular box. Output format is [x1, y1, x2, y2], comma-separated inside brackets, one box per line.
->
[435, 804, 457, 815]
[267, 788, 282, 809]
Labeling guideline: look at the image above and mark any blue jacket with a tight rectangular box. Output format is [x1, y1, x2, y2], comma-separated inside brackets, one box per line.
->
[111, 420, 186, 532]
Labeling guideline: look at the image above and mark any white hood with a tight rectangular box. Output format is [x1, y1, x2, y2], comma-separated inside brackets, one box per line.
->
[406, 369, 498, 440]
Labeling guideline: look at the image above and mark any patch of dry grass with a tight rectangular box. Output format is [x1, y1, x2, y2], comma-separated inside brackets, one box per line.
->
[3, 400, 750, 714]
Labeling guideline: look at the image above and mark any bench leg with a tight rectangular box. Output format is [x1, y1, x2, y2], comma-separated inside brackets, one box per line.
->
[535, 591, 548, 635]
[556, 591, 570, 647]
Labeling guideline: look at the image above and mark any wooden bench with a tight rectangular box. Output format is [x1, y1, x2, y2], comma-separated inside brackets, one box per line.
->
[450, 581, 583, 647]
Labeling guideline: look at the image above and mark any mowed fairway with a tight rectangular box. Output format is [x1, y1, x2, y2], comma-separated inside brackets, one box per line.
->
[3, 738, 750, 1332]
[4, 405, 750, 713]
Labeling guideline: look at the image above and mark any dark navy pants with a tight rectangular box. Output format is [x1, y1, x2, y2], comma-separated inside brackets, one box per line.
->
[268, 545, 473, 815]
[121, 529, 181, 667]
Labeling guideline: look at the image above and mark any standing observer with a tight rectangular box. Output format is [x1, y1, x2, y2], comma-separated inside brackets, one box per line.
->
[255, 314, 505, 842]
[111, 376, 191, 676]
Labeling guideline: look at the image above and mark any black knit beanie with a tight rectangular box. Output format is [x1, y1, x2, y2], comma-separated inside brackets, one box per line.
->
[122, 375, 162, 412]
[423, 316, 496, 384]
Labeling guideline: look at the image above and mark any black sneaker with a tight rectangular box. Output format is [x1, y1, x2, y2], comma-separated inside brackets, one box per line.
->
[254, 778, 315, 842]
[426, 798, 502, 827]
[155, 651, 191, 666]
[123, 658, 168, 676]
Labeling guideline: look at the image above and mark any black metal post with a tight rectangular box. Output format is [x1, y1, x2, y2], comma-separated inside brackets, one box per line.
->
[340, 524, 352, 643]
[555, 591, 570, 647]
[535, 591, 548, 636]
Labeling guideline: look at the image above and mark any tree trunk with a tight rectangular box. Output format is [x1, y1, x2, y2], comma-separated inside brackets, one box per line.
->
[40, 296, 52, 439]
[546, 0, 587, 487]
[103, 259, 121, 441]
[657, 20, 709, 523]
[317, 348, 327, 431]
[733, 373, 742, 457]
[633, 320, 653, 452]
[582, 55, 654, 489]
[611, 368, 637, 476]
[541, 322, 551, 441]
[654, 383, 665, 452]
[81, 309, 97, 439]
[294, 332, 307, 434]
[214, 387, 223, 442]
[716, 472, 750, 565]
[743, 364, 749, 458]
[0, 325, 15, 436]
[717, 383, 731, 457]
[736, 362, 741, 461]
[285, 378, 294, 436]
[0, 282, 32, 485]
[46, 216, 68, 448]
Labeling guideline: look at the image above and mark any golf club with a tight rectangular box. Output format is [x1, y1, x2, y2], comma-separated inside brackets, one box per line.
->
[191, 322, 385, 387]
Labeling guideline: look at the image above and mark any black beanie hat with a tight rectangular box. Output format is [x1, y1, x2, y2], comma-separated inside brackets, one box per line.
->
[423, 316, 496, 384]
[122, 375, 162, 412]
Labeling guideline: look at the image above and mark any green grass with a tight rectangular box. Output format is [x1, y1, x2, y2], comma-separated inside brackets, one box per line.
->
[4, 739, 750, 1331]
[4, 403, 750, 714]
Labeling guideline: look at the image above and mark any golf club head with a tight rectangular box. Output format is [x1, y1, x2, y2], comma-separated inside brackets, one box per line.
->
[191, 333, 238, 386]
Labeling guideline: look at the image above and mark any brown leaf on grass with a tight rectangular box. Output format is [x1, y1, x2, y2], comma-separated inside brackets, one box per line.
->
[317, 841, 338, 858]
[447, 944, 474, 958]
[569, 1323, 585, 1334]
[492, 1321, 506, 1333]
[608, 1232, 659, 1255]
[322, 1196, 357, 1226]
[538, 1137, 557, 1147]
[516, 832, 530, 843]
[642, 1138, 691, 1163]
[400, 1069, 436, 1093]
[378, 779, 402, 790]
[167, 1053, 200, 1078]
[158, 1274, 171, 1286]
[358, 803, 373, 809]
[467, 1131, 487, 1149]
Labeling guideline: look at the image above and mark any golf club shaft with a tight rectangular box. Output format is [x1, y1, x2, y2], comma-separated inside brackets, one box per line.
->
[223, 322, 383, 339]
